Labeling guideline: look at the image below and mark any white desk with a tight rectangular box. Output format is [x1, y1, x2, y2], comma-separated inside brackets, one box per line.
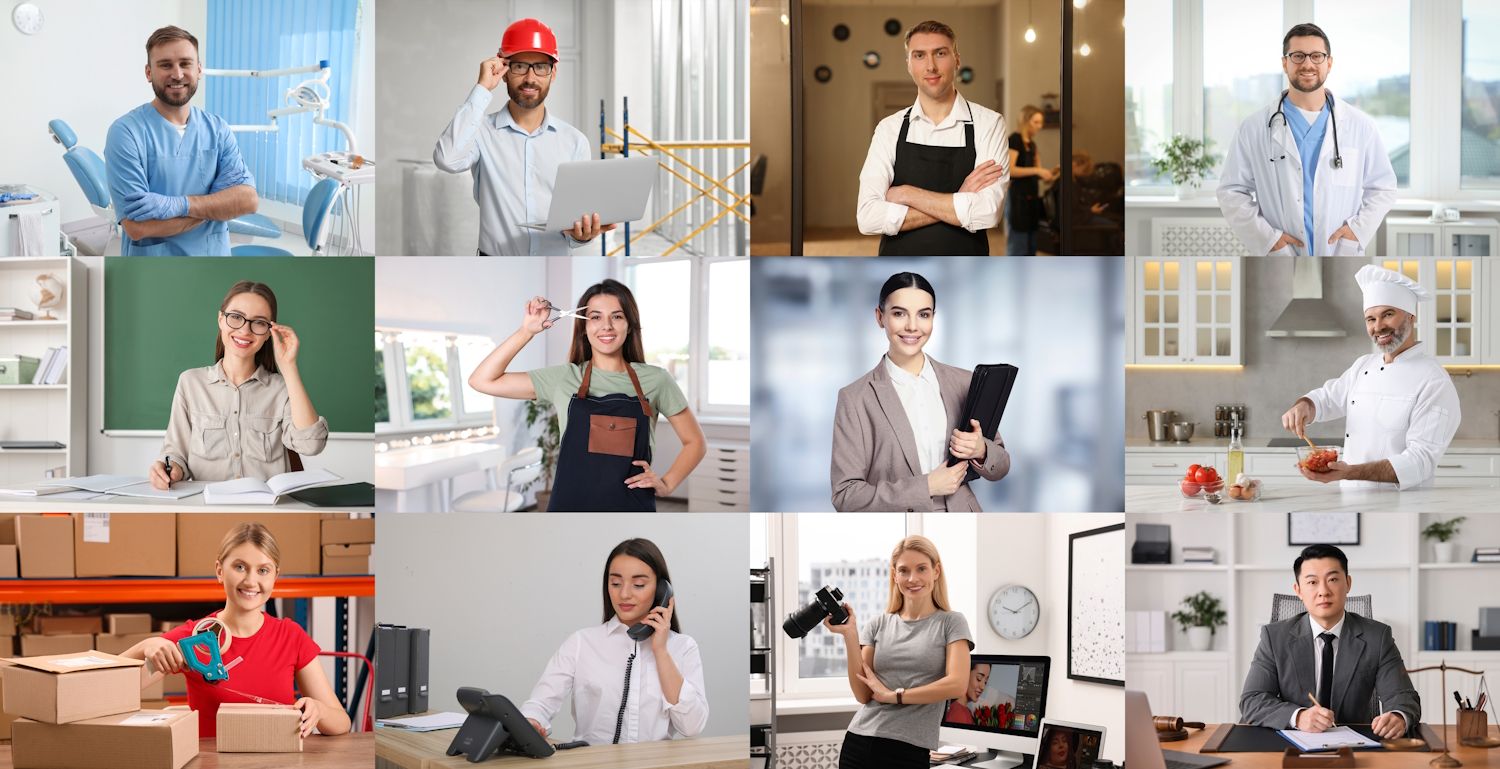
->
[374, 441, 505, 512]
[0, 494, 322, 512]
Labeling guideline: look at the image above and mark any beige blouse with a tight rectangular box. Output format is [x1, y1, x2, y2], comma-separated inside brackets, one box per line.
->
[158, 362, 328, 482]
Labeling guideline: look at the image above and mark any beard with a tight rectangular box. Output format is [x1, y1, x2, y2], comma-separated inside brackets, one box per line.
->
[507, 77, 549, 109]
[1289, 69, 1326, 93]
[1373, 314, 1414, 353]
[153, 78, 198, 107]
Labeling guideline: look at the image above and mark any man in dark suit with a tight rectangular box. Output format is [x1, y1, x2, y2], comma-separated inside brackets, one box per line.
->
[1240, 544, 1418, 736]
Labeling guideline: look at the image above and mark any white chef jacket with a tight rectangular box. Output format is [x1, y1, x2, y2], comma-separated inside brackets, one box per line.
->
[1217, 94, 1396, 256]
[520, 617, 710, 745]
[1302, 342, 1460, 490]
[884, 354, 948, 474]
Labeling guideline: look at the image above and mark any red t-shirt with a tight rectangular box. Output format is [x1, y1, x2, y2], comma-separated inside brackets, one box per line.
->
[162, 612, 320, 737]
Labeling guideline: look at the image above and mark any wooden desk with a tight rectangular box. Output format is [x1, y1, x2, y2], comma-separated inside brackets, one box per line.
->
[0, 732, 372, 768]
[375, 729, 748, 769]
[1177, 724, 1500, 767]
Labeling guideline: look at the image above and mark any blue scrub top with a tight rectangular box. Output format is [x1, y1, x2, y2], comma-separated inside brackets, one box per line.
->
[1283, 98, 1329, 256]
[105, 104, 255, 256]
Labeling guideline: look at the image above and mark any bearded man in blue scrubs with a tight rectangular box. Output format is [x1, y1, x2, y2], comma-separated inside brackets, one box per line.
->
[106, 26, 258, 256]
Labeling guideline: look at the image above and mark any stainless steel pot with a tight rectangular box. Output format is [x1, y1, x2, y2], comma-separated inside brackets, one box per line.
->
[1144, 409, 1173, 442]
[1169, 422, 1196, 442]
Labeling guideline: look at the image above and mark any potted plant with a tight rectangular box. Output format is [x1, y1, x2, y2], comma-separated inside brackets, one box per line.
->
[1422, 516, 1466, 563]
[1150, 136, 1218, 198]
[1171, 591, 1227, 652]
[523, 399, 561, 511]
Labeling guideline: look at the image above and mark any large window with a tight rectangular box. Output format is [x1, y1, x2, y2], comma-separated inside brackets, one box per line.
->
[1124, 0, 1173, 187]
[1316, 0, 1412, 186]
[375, 329, 495, 433]
[1201, 3, 1284, 182]
[1462, 1, 1500, 187]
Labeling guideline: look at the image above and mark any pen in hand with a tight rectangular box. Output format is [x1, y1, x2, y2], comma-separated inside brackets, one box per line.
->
[163, 456, 173, 489]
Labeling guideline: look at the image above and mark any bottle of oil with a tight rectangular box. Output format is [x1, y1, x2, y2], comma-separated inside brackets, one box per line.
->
[1227, 418, 1244, 484]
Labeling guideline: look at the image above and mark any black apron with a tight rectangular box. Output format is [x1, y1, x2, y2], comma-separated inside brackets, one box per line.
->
[547, 362, 657, 512]
[878, 107, 990, 256]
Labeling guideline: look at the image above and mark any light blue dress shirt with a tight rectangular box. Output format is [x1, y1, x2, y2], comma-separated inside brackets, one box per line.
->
[105, 103, 254, 256]
[1284, 98, 1329, 255]
[433, 84, 591, 256]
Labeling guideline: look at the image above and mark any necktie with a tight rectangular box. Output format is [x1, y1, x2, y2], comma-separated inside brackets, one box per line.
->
[1318, 632, 1336, 708]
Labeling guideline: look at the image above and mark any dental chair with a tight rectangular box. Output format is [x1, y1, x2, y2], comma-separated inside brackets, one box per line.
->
[47, 118, 286, 255]
[230, 177, 343, 256]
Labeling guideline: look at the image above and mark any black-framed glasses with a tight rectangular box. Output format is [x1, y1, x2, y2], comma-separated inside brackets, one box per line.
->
[1284, 51, 1329, 65]
[505, 60, 553, 77]
[222, 311, 272, 335]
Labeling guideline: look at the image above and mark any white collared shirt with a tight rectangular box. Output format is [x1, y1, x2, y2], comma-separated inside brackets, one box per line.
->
[1290, 612, 1407, 729]
[856, 93, 1008, 236]
[884, 354, 948, 474]
[520, 618, 710, 745]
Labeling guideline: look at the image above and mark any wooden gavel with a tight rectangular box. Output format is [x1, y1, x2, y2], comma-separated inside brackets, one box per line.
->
[1154, 716, 1206, 732]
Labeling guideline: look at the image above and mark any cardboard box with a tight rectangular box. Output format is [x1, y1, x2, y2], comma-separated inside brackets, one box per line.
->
[74, 514, 176, 577]
[106, 614, 154, 636]
[140, 700, 171, 710]
[0, 660, 15, 739]
[0, 543, 17, 577]
[176, 514, 321, 577]
[1, 651, 143, 724]
[12, 709, 198, 769]
[21, 634, 94, 656]
[158, 620, 184, 634]
[0, 636, 12, 657]
[142, 676, 164, 700]
[161, 672, 186, 696]
[93, 633, 152, 656]
[0, 514, 18, 545]
[320, 516, 375, 545]
[0, 611, 17, 636]
[216, 703, 303, 752]
[16, 515, 74, 578]
[37, 615, 103, 635]
[321, 543, 371, 575]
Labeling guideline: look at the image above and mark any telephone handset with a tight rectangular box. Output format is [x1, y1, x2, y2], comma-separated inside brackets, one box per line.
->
[626, 580, 674, 641]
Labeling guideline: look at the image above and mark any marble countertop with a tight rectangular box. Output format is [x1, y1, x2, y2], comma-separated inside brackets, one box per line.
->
[1125, 482, 1499, 513]
[1125, 438, 1500, 454]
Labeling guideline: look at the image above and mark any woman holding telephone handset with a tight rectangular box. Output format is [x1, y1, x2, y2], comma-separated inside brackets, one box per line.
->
[825, 535, 972, 769]
[519, 538, 709, 744]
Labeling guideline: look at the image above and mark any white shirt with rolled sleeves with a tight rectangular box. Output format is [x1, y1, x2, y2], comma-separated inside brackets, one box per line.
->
[433, 84, 592, 256]
[1217, 95, 1395, 256]
[1300, 342, 1461, 490]
[520, 618, 710, 745]
[856, 93, 1008, 236]
[158, 362, 329, 482]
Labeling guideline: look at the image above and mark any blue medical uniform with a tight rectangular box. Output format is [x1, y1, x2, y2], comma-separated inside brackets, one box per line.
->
[1283, 98, 1329, 256]
[105, 104, 255, 256]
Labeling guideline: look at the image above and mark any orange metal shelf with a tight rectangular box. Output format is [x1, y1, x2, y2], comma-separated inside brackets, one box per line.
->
[0, 576, 373, 604]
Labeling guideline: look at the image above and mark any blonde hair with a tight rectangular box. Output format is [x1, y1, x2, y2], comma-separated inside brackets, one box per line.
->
[216, 522, 282, 571]
[885, 535, 951, 613]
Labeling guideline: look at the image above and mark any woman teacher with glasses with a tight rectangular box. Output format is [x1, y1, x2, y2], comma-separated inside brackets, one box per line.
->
[149, 280, 327, 488]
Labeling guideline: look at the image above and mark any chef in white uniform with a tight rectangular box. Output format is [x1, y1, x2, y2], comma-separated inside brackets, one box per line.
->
[1280, 265, 1461, 490]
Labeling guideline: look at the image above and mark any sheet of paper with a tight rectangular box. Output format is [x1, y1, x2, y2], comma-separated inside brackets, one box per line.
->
[377, 711, 467, 731]
[52, 655, 118, 668]
[1278, 725, 1380, 751]
[105, 481, 206, 500]
[37, 474, 147, 492]
[121, 713, 177, 726]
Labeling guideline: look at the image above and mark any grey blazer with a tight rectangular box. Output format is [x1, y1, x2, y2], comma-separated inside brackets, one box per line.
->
[1240, 611, 1418, 731]
[831, 357, 1010, 512]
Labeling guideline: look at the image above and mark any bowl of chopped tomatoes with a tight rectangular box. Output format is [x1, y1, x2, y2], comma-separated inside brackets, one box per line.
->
[1296, 446, 1340, 473]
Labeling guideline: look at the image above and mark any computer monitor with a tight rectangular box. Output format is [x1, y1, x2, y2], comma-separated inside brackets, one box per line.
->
[939, 654, 1051, 769]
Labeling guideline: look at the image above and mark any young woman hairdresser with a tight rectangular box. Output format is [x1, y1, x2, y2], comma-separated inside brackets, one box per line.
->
[824, 535, 972, 769]
[520, 538, 709, 744]
[468, 279, 706, 511]
[150, 280, 327, 488]
[124, 523, 351, 738]
[831, 272, 1010, 511]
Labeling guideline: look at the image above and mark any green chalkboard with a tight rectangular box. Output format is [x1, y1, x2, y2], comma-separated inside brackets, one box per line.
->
[105, 257, 374, 433]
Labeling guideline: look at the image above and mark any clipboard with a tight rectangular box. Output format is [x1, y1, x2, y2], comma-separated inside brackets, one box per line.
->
[949, 363, 1018, 483]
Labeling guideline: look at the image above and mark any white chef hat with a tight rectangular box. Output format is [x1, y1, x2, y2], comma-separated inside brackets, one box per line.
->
[1356, 264, 1430, 315]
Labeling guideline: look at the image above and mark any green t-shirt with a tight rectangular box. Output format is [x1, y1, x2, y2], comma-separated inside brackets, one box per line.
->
[527, 362, 688, 451]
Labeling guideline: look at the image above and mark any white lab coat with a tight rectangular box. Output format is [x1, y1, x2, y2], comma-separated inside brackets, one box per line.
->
[1217, 94, 1396, 256]
[1302, 342, 1461, 490]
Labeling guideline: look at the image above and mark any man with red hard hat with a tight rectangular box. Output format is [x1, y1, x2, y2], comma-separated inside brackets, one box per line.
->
[435, 18, 616, 255]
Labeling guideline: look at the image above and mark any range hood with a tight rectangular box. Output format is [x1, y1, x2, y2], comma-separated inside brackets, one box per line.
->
[1265, 257, 1348, 338]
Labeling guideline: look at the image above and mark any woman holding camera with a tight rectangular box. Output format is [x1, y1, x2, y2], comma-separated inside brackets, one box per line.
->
[824, 535, 972, 769]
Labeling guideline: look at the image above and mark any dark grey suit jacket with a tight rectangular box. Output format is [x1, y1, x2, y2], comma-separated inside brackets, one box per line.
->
[1240, 611, 1418, 731]
[830, 357, 1010, 512]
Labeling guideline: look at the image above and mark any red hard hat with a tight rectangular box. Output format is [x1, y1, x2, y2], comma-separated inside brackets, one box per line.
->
[501, 18, 559, 60]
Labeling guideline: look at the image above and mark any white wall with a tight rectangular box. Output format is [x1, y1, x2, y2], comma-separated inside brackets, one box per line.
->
[373, 513, 750, 741]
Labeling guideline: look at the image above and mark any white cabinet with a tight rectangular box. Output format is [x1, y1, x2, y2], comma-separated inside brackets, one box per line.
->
[1126, 656, 1234, 724]
[1126, 659, 1175, 714]
[0, 257, 86, 487]
[1386, 217, 1500, 257]
[688, 441, 750, 511]
[1127, 258, 1243, 365]
[1376, 257, 1486, 365]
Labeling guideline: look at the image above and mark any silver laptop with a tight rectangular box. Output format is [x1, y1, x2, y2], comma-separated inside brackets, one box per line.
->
[1125, 690, 1229, 769]
[520, 156, 658, 232]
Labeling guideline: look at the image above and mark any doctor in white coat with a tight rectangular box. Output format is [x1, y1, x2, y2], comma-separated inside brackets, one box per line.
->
[1217, 23, 1396, 256]
[1280, 265, 1461, 490]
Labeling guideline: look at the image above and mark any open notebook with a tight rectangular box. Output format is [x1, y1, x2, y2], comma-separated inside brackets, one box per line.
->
[203, 468, 342, 506]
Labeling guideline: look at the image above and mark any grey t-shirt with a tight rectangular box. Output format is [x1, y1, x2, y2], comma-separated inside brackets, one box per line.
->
[846, 609, 973, 750]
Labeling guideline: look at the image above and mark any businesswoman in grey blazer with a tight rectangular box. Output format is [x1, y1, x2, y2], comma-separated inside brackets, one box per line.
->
[831, 272, 1010, 512]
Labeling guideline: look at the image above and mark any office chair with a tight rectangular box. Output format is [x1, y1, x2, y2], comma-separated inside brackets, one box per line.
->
[1271, 593, 1372, 623]
[231, 178, 343, 256]
[451, 447, 544, 513]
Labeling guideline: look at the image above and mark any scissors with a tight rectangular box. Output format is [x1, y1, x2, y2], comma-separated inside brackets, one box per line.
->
[543, 300, 588, 327]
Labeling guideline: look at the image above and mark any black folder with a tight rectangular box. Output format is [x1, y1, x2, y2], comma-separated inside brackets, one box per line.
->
[408, 628, 431, 714]
[288, 482, 375, 508]
[950, 363, 1018, 483]
[375, 624, 411, 719]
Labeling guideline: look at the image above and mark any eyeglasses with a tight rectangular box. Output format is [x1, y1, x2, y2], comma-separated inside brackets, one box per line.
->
[505, 60, 553, 77]
[221, 311, 272, 335]
[1284, 51, 1329, 65]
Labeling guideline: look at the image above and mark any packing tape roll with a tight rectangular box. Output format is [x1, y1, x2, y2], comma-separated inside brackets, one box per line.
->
[193, 616, 231, 655]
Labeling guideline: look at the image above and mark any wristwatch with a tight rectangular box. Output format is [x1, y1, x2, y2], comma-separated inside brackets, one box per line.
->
[896, 688, 905, 705]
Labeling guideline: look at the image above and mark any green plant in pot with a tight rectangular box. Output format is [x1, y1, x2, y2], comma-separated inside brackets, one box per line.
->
[1421, 516, 1466, 563]
[1150, 136, 1219, 196]
[1172, 591, 1227, 651]
[523, 399, 561, 511]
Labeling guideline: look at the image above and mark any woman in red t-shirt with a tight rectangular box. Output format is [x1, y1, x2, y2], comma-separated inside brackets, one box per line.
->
[123, 523, 352, 738]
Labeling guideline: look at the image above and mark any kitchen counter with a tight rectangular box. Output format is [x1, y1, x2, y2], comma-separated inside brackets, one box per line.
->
[1125, 438, 1500, 454]
[1125, 482, 1499, 513]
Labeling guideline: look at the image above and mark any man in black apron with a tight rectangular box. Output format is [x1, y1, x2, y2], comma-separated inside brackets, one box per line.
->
[547, 362, 657, 512]
[855, 19, 1007, 256]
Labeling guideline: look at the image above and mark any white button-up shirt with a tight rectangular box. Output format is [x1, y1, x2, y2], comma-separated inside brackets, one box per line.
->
[520, 618, 710, 745]
[884, 354, 948, 474]
[856, 93, 1008, 236]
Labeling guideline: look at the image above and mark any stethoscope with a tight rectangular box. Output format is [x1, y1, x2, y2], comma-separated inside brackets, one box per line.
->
[1266, 90, 1343, 169]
